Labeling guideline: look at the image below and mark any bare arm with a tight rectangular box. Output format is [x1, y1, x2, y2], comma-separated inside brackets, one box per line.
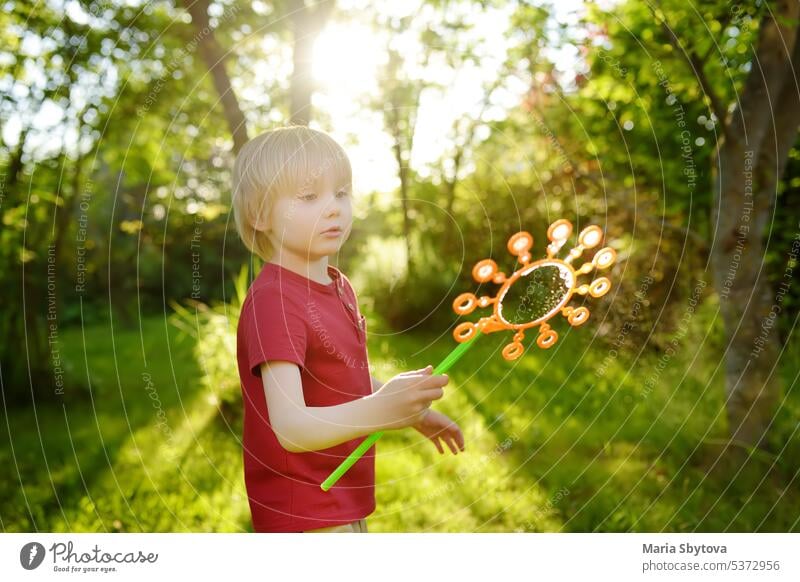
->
[370, 374, 384, 394]
[261, 362, 447, 453]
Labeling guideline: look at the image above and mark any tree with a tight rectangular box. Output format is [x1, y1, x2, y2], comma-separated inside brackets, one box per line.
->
[645, 0, 800, 447]
[181, 0, 249, 152]
[502, 0, 800, 448]
[700, 2, 800, 447]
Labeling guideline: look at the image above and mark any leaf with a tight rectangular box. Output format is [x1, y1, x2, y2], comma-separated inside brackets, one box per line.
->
[119, 220, 144, 234]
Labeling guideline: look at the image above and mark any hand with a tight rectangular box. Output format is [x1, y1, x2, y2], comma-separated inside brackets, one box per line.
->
[413, 409, 465, 455]
[370, 365, 449, 430]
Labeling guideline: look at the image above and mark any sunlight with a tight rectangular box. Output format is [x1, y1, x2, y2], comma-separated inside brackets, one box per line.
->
[312, 22, 386, 93]
[309, 2, 522, 195]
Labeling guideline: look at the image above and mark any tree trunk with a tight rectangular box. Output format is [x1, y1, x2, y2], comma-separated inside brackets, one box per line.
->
[442, 149, 462, 253]
[181, 0, 249, 153]
[710, 4, 800, 447]
[394, 140, 414, 280]
[381, 49, 421, 281]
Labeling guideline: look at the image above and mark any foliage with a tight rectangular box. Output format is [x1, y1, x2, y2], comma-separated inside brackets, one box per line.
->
[2, 0, 799, 532]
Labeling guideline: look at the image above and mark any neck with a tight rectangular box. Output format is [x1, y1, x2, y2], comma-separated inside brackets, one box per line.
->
[269, 250, 332, 284]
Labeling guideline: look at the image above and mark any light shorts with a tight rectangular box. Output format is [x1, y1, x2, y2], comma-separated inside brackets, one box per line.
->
[303, 519, 368, 533]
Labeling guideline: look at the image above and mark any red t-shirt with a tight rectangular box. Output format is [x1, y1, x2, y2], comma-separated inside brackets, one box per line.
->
[236, 261, 376, 532]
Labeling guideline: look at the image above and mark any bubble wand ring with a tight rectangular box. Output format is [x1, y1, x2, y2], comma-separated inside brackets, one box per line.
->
[320, 219, 617, 491]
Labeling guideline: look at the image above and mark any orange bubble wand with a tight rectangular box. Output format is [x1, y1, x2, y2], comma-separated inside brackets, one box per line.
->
[320, 219, 617, 491]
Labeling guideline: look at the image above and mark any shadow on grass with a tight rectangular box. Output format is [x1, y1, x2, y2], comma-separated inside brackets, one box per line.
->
[4, 312, 798, 533]
[386, 326, 800, 532]
[1, 316, 250, 532]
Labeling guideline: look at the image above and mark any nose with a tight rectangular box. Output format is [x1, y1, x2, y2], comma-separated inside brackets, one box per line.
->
[324, 194, 341, 218]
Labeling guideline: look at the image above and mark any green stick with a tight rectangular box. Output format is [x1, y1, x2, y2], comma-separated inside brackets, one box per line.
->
[320, 328, 484, 491]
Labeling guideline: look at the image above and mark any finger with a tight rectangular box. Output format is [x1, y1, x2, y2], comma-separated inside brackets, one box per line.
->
[421, 387, 444, 402]
[398, 365, 433, 378]
[431, 437, 444, 454]
[453, 426, 465, 451]
[421, 374, 449, 389]
[442, 434, 459, 455]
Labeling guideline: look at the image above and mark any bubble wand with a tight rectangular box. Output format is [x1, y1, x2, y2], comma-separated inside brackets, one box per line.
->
[320, 219, 617, 491]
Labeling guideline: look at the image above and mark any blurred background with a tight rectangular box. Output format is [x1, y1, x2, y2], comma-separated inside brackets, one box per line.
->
[1, 0, 799, 532]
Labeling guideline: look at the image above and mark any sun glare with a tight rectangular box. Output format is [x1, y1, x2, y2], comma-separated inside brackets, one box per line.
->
[312, 22, 385, 92]
[307, 3, 523, 195]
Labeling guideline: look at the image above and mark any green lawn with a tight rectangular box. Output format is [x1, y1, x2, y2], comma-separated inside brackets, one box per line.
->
[2, 306, 798, 532]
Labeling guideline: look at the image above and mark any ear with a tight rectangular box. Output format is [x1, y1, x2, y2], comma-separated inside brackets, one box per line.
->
[252, 214, 271, 234]
[252, 195, 275, 233]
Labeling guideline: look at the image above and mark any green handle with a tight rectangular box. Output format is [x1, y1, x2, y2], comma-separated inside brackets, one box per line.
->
[320, 328, 483, 491]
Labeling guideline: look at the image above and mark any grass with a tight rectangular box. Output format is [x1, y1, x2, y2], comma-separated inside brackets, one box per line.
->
[0, 315, 249, 532]
[1, 303, 799, 532]
[371, 320, 800, 532]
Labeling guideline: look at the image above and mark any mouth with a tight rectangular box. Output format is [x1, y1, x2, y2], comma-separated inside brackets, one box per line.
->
[320, 227, 343, 237]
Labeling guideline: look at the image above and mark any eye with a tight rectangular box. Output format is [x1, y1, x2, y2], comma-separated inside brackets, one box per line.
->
[299, 192, 317, 201]
[336, 189, 349, 198]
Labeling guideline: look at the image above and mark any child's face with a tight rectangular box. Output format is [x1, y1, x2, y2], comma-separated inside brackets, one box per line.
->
[265, 171, 353, 261]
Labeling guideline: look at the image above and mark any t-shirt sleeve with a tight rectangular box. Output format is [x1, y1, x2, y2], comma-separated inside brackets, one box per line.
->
[242, 287, 308, 376]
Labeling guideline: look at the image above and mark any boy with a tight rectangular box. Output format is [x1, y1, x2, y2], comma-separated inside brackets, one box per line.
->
[232, 126, 465, 533]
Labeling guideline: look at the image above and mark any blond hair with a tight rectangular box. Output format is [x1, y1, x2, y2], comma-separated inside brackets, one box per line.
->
[231, 126, 352, 261]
